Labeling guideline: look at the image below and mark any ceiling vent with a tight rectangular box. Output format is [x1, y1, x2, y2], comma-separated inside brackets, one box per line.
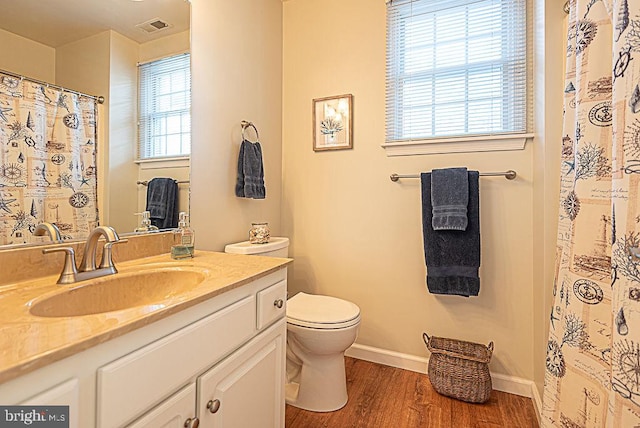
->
[136, 18, 173, 34]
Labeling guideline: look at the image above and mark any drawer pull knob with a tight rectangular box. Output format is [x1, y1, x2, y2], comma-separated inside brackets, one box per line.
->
[184, 417, 200, 428]
[274, 299, 284, 309]
[207, 399, 221, 414]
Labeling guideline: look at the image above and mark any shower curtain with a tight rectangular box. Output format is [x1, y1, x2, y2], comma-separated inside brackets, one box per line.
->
[0, 73, 99, 246]
[542, 0, 640, 426]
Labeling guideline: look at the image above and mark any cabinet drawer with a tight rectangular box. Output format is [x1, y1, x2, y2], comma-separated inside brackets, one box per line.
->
[97, 295, 256, 428]
[257, 280, 287, 330]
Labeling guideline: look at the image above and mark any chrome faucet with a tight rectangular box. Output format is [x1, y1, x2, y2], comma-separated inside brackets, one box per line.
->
[33, 222, 63, 243]
[42, 226, 128, 284]
[79, 226, 122, 272]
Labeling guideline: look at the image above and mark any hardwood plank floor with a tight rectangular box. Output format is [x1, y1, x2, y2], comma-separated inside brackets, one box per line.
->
[285, 357, 539, 428]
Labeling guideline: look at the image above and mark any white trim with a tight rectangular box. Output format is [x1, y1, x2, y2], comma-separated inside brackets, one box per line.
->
[531, 382, 543, 426]
[135, 157, 190, 168]
[135, 156, 190, 163]
[491, 372, 535, 397]
[381, 133, 533, 156]
[346, 343, 429, 374]
[346, 343, 537, 399]
[137, 51, 190, 67]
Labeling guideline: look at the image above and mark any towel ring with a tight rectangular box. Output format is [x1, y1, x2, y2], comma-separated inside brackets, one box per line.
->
[241, 120, 260, 143]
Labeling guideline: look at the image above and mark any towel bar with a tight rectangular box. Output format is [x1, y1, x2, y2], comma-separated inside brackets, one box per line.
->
[390, 170, 517, 182]
[137, 180, 190, 186]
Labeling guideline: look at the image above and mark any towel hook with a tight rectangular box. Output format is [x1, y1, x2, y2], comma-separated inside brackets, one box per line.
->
[241, 120, 260, 143]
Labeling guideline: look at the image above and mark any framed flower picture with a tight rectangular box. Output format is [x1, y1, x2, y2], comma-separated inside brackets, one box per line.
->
[312, 94, 353, 151]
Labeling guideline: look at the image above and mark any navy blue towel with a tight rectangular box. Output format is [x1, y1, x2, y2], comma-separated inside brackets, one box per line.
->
[146, 177, 179, 229]
[235, 140, 266, 199]
[421, 171, 480, 297]
[431, 167, 469, 231]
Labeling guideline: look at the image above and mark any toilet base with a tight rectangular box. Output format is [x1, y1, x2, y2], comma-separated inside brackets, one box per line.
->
[285, 352, 348, 412]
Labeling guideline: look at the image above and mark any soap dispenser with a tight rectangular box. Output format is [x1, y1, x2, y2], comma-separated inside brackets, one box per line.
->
[134, 211, 159, 233]
[172, 212, 195, 259]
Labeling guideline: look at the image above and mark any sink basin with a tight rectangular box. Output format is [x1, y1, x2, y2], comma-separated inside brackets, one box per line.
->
[30, 268, 207, 317]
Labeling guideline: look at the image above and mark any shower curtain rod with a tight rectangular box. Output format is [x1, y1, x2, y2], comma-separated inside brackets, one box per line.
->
[390, 170, 517, 181]
[0, 68, 105, 104]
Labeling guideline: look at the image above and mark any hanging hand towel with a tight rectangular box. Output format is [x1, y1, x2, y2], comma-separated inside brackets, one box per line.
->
[431, 167, 468, 231]
[146, 177, 179, 229]
[235, 140, 266, 199]
[421, 171, 480, 297]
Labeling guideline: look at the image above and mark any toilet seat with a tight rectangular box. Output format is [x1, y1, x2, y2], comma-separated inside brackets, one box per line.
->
[287, 292, 361, 330]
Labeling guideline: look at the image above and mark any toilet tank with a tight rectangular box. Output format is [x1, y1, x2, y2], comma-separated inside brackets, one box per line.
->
[224, 237, 289, 258]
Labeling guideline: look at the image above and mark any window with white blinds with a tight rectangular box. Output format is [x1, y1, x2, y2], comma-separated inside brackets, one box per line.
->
[138, 53, 191, 160]
[385, 0, 528, 146]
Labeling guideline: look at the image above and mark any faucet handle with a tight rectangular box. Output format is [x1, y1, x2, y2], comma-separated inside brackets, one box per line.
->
[99, 239, 128, 270]
[42, 247, 78, 284]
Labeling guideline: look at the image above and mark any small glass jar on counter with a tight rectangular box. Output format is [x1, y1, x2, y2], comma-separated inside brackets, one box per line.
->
[249, 222, 270, 244]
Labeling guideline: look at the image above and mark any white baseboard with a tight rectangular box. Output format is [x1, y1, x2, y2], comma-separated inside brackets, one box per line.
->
[345, 343, 537, 400]
[345, 343, 429, 374]
[531, 382, 543, 426]
[491, 372, 534, 397]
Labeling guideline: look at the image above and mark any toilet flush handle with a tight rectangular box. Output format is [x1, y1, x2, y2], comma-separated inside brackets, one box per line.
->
[274, 299, 284, 309]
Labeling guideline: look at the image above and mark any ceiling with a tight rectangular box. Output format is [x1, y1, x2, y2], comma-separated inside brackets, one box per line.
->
[0, 0, 190, 48]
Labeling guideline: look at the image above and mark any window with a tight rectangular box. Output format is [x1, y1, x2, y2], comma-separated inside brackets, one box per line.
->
[138, 53, 191, 160]
[385, 0, 529, 153]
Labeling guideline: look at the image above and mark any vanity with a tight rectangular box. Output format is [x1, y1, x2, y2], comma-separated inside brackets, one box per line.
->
[0, 248, 291, 428]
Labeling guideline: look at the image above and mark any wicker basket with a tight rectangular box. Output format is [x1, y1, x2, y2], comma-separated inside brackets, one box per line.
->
[423, 333, 494, 403]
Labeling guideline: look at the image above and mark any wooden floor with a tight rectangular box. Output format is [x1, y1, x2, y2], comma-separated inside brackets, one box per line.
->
[285, 357, 539, 428]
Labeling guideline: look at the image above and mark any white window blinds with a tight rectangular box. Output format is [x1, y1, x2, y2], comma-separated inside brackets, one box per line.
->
[138, 53, 191, 160]
[385, 0, 528, 143]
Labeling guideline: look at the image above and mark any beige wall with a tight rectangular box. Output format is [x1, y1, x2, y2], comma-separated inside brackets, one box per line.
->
[0, 28, 55, 82]
[108, 32, 139, 233]
[190, 0, 283, 250]
[139, 30, 190, 64]
[282, 0, 536, 380]
[532, 0, 566, 402]
[56, 32, 112, 228]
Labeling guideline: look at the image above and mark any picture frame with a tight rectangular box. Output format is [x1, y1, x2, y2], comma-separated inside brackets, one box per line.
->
[312, 94, 353, 151]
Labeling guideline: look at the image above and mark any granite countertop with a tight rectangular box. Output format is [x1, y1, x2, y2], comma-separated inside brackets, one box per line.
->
[0, 250, 291, 384]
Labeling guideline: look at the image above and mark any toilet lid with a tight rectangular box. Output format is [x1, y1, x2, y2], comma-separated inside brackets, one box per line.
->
[286, 292, 361, 329]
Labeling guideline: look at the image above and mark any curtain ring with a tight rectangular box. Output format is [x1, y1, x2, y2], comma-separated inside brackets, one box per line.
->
[241, 120, 260, 143]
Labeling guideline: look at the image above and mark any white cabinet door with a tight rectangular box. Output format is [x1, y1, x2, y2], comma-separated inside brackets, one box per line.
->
[127, 384, 198, 428]
[197, 319, 285, 428]
[21, 379, 79, 428]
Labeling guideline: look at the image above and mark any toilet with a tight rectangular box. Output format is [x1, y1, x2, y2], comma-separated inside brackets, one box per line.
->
[224, 237, 361, 412]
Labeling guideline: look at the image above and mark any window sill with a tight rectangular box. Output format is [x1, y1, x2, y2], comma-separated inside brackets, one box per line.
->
[381, 133, 533, 156]
[135, 156, 190, 169]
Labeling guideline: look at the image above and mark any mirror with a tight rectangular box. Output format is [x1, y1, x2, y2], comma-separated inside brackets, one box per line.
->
[0, 0, 191, 248]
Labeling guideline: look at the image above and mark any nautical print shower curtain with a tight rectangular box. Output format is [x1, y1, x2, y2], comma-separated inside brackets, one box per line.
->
[0, 74, 98, 246]
[543, 0, 640, 426]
